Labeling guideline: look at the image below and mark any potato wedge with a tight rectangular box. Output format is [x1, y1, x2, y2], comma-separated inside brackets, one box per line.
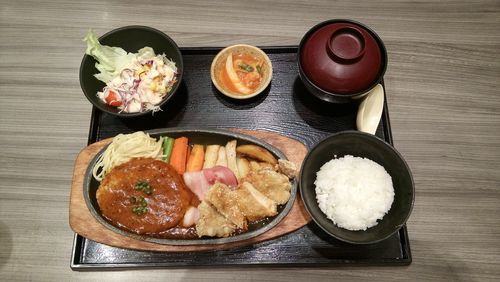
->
[203, 144, 220, 169]
[215, 146, 227, 167]
[237, 157, 250, 178]
[225, 140, 240, 179]
[236, 144, 278, 165]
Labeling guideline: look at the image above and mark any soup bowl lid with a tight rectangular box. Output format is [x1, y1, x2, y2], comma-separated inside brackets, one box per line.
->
[299, 19, 387, 95]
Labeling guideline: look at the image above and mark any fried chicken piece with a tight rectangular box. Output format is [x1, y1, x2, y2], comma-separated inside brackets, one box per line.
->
[243, 169, 291, 205]
[205, 183, 247, 230]
[196, 201, 236, 238]
[234, 182, 277, 221]
[249, 160, 277, 172]
[249, 160, 262, 172]
[277, 159, 297, 179]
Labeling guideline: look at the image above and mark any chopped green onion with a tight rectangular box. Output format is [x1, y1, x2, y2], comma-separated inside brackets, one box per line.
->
[135, 180, 153, 195]
[238, 63, 254, 72]
[256, 65, 262, 75]
[131, 196, 148, 215]
[132, 206, 147, 215]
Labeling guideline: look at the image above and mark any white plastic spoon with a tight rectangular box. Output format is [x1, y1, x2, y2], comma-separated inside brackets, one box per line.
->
[356, 84, 385, 135]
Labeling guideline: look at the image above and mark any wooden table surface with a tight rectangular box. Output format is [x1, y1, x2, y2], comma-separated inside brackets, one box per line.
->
[1, 0, 499, 281]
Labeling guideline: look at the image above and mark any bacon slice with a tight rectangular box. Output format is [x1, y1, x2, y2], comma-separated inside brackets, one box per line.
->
[183, 171, 210, 201]
[183, 166, 238, 201]
[202, 166, 238, 187]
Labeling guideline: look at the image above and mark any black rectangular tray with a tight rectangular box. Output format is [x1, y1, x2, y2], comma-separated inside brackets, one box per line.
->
[71, 47, 411, 270]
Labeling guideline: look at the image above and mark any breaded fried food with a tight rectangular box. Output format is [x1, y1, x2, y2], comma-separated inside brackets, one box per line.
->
[243, 169, 291, 205]
[249, 160, 276, 172]
[235, 182, 277, 221]
[196, 201, 236, 237]
[205, 183, 248, 230]
[277, 159, 297, 179]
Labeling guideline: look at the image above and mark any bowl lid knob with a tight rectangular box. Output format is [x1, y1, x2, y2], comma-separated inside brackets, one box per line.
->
[327, 27, 366, 63]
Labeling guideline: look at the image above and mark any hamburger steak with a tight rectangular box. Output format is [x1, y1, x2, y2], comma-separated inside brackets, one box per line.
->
[96, 157, 196, 235]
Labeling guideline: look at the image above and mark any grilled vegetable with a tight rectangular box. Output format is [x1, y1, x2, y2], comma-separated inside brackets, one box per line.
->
[236, 144, 278, 165]
[170, 137, 189, 174]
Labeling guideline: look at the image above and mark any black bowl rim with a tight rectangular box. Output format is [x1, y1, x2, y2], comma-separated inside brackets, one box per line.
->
[83, 128, 298, 245]
[299, 130, 415, 244]
[297, 19, 388, 99]
[79, 25, 184, 118]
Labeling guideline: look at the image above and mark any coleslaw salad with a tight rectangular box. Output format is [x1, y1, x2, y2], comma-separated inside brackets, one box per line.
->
[84, 30, 178, 113]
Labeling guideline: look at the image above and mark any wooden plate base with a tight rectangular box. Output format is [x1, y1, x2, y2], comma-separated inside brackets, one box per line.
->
[69, 129, 311, 252]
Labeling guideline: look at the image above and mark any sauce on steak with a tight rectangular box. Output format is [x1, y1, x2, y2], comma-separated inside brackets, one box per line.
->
[96, 158, 198, 235]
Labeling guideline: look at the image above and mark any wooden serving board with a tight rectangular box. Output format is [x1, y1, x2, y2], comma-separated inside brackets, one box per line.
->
[69, 129, 311, 252]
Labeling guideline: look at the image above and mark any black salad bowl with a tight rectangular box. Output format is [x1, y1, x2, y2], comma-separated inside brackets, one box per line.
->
[79, 25, 183, 117]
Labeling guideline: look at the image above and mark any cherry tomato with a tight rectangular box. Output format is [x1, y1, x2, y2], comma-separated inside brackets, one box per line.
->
[105, 90, 122, 107]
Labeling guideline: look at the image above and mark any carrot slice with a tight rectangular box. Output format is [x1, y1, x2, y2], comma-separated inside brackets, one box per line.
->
[186, 144, 205, 172]
[170, 137, 189, 175]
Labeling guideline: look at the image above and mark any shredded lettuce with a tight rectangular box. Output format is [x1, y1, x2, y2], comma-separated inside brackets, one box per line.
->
[83, 30, 135, 83]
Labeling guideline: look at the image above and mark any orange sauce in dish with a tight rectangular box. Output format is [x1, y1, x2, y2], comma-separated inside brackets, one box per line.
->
[218, 52, 264, 95]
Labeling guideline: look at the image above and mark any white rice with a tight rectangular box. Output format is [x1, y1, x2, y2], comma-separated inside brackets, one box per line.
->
[314, 155, 394, 231]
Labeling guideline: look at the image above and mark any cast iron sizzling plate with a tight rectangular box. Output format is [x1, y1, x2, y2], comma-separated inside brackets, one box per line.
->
[83, 128, 298, 245]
